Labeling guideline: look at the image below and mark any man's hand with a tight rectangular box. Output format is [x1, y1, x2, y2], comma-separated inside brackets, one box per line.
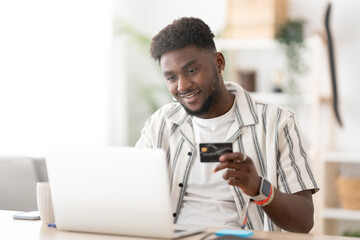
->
[212, 152, 261, 197]
[212, 152, 314, 233]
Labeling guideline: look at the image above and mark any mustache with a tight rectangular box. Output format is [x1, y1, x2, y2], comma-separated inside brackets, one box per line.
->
[177, 88, 200, 97]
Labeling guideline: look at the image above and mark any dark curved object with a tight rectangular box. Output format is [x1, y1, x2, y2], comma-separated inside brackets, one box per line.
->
[325, 2, 343, 126]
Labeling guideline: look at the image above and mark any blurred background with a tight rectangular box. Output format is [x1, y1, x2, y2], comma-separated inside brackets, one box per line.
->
[0, 0, 360, 237]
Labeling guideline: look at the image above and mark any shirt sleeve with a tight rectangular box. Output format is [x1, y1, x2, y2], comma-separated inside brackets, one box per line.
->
[135, 116, 155, 148]
[276, 114, 319, 194]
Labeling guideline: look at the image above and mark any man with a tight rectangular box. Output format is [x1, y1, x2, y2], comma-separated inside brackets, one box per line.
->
[136, 17, 318, 233]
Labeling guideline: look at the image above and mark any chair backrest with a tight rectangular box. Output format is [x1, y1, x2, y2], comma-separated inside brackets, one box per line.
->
[0, 157, 47, 211]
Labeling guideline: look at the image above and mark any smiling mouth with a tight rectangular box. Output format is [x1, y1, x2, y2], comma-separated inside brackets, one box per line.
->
[179, 90, 201, 99]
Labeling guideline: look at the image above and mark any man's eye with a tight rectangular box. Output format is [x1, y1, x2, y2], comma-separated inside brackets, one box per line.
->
[187, 67, 198, 75]
[167, 76, 176, 81]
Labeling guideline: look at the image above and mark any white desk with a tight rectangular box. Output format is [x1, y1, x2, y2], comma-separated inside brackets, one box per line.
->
[1, 210, 359, 240]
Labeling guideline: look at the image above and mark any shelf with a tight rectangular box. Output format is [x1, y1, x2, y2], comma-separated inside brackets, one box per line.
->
[215, 37, 317, 51]
[323, 151, 360, 163]
[215, 38, 278, 51]
[322, 208, 360, 221]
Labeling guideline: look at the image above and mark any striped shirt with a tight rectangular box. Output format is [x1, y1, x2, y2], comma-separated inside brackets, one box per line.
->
[135, 82, 318, 231]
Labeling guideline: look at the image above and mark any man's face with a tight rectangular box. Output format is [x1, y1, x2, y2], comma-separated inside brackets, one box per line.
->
[160, 46, 223, 118]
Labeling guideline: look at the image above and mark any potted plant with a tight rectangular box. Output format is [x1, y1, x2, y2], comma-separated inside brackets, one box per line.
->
[276, 19, 307, 106]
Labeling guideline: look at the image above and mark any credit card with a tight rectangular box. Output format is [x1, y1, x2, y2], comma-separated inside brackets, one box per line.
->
[199, 143, 233, 162]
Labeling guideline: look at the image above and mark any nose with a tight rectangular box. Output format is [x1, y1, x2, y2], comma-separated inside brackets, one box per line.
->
[177, 75, 191, 93]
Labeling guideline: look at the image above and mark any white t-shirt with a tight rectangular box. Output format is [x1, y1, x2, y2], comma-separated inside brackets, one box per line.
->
[176, 102, 241, 227]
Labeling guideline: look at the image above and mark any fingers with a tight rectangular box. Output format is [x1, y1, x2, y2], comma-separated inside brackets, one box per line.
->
[213, 152, 248, 173]
[219, 152, 247, 163]
[222, 168, 249, 187]
[222, 167, 247, 180]
[213, 152, 261, 196]
[241, 154, 247, 162]
[226, 178, 243, 186]
[222, 168, 236, 180]
[213, 161, 240, 173]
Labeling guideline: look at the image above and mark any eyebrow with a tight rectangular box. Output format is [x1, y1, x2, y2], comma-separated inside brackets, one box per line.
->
[181, 60, 198, 70]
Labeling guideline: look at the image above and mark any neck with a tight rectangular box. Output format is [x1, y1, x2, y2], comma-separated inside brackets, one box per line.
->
[198, 86, 235, 119]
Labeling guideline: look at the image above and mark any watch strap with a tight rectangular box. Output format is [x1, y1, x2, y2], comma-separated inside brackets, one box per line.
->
[252, 178, 269, 201]
[251, 178, 275, 207]
[253, 185, 274, 207]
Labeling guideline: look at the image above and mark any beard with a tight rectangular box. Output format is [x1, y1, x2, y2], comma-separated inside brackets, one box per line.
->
[180, 89, 218, 117]
[180, 74, 221, 117]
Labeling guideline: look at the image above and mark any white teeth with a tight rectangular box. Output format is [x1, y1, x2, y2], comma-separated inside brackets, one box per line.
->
[185, 92, 199, 99]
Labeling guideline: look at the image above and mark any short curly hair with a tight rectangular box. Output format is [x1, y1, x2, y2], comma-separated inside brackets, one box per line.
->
[150, 17, 216, 61]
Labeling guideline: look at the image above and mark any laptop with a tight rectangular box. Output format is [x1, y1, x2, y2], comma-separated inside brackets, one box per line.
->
[45, 147, 205, 239]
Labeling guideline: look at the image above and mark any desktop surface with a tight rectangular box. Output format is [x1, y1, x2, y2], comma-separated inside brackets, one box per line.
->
[1, 210, 359, 240]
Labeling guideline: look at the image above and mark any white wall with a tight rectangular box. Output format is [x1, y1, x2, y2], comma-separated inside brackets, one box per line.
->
[0, 1, 114, 156]
[289, 0, 360, 150]
[115, 0, 360, 149]
[1, 0, 358, 154]
[114, 0, 226, 37]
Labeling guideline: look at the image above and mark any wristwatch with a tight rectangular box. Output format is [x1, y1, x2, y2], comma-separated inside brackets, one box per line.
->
[251, 178, 274, 206]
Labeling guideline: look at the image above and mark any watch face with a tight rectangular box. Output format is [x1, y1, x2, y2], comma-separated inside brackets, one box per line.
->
[261, 179, 271, 196]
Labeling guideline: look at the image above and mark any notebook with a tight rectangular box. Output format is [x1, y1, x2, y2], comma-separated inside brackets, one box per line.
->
[45, 147, 205, 239]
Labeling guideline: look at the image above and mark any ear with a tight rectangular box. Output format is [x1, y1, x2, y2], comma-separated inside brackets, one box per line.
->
[215, 52, 225, 73]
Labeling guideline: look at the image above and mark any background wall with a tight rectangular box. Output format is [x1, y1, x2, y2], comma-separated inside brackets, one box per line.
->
[114, 0, 360, 150]
[289, 0, 360, 151]
[0, 1, 113, 156]
[0, 0, 359, 154]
